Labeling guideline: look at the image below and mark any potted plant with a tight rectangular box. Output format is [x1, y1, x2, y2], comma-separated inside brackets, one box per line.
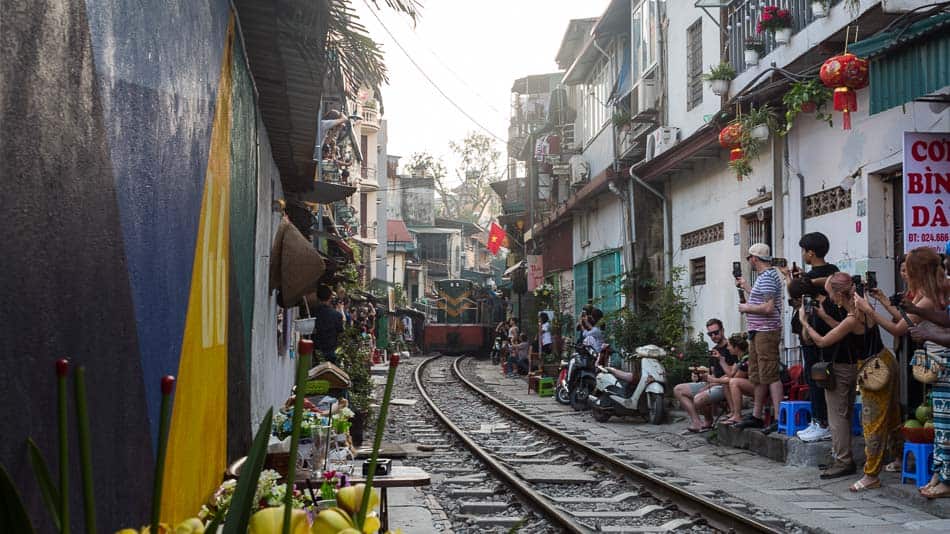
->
[811, 0, 830, 18]
[757, 6, 793, 45]
[781, 78, 834, 134]
[741, 104, 778, 143]
[612, 110, 632, 131]
[702, 62, 736, 96]
[744, 38, 765, 66]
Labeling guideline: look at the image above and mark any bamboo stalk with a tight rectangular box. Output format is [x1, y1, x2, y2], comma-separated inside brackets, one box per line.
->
[74, 367, 96, 533]
[356, 353, 400, 529]
[151, 376, 175, 534]
[55, 359, 69, 534]
[283, 340, 313, 534]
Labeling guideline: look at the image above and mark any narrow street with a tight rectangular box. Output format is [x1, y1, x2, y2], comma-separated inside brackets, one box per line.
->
[3, 1, 950, 533]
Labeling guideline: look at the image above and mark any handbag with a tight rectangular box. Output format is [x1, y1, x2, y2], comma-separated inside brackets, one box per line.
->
[811, 361, 836, 389]
[856, 324, 890, 392]
[911, 345, 945, 384]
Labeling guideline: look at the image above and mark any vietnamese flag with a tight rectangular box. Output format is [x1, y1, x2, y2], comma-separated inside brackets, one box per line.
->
[487, 222, 507, 255]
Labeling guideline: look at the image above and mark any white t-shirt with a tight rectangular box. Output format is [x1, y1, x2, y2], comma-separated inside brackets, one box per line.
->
[583, 326, 604, 353]
[540, 322, 553, 346]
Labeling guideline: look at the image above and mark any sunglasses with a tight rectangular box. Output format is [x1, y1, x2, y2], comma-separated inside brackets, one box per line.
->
[707, 329, 722, 337]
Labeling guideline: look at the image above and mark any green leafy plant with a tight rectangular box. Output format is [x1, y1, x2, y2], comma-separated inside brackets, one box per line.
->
[781, 78, 834, 134]
[729, 157, 753, 179]
[612, 109, 632, 128]
[702, 62, 736, 82]
[738, 104, 778, 161]
[336, 326, 375, 420]
[743, 38, 765, 55]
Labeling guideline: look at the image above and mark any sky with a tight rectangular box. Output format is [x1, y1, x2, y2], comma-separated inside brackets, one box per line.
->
[353, 0, 611, 181]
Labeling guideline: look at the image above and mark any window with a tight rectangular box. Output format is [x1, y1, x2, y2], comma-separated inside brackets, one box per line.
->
[360, 193, 368, 238]
[579, 212, 590, 246]
[686, 19, 703, 111]
[582, 59, 612, 144]
[632, 0, 659, 79]
[690, 257, 707, 286]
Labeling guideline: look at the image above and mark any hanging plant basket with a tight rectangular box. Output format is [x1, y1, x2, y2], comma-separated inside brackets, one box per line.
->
[744, 49, 760, 66]
[750, 124, 770, 142]
[710, 79, 730, 96]
[800, 101, 817, 113]
[774, 28, 792, 45]
[820, 52, 869, 130]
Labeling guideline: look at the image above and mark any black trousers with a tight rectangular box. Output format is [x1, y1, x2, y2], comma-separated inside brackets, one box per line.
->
[802, 344, 828, 425]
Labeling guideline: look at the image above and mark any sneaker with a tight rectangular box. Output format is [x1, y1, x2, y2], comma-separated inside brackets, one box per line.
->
[762, 422, 779, 434]
[797, 421, 818, 439]
[802, 425, 831, 442]
[735, 416, 764, 429]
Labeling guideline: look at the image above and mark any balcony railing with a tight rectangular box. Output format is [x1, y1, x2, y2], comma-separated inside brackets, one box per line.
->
[727, 0, 841, 76]
[360, 165, 377, 181]
[361, 107, 380, 131]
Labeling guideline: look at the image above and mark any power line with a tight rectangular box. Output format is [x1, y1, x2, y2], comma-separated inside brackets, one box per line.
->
[360, 0, 507, 143]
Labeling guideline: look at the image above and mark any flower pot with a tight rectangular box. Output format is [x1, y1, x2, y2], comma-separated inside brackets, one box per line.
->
[774, 28, 792, 45]
[750, 124, 770, 142]
[800, 101, 817, 113]
[709, 79, 730, 96]
[811, 2, 828, 18]
[744, 49, 760, 66]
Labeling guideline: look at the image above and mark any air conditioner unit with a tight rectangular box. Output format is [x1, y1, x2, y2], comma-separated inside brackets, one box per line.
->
[568, 155, 590, 187]
[644, 126, 680, 162]
[636, 79, 658, 114]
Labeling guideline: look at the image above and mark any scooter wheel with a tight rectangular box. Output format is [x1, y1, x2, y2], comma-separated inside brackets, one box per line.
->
[555, 386, 571, 405]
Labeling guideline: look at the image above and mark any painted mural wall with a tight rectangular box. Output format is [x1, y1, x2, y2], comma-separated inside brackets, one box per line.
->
[1, 1, 289, 530]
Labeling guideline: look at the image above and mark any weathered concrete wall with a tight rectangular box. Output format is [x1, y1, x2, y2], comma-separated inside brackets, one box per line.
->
[402, 177, 436, 226]
[0, 0, 288, 529]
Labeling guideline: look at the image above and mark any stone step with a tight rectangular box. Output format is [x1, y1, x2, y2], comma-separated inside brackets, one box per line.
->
[459, 501, 510, 514]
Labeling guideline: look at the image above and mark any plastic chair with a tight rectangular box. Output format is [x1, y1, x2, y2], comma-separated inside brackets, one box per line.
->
[852, 401, 863, 436]
[527, 373, 540, 394]
[537, 377, 555, 397]
[778, 400, 812, 437]
[901, 442, 935, 487]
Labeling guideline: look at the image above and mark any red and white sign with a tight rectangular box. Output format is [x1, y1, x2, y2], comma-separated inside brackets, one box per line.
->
[527, 255, 544, 292]
[903, 132, 950, 252]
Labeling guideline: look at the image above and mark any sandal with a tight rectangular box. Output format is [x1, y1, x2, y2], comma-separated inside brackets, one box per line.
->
[849, 478, 881, 492]
[920, 484, 950, 499]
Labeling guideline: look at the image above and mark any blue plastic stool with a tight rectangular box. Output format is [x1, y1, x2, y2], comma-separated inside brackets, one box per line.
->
[852, 401, 863, 436]
[901, 442, 935, 487]
[778, 401, 812, 437]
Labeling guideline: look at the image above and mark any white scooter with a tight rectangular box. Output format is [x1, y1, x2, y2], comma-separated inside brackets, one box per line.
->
[588, 344, 667, 424]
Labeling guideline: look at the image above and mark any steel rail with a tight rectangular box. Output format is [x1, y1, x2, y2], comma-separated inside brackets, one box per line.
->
[413, 355, 589, 534]
[451, 356, 785, 534]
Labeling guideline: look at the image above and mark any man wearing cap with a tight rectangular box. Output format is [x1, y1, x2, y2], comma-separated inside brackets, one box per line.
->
[735, 243, 784, 431]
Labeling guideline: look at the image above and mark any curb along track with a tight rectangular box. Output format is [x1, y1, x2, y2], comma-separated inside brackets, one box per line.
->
[414, 354, 787, 534]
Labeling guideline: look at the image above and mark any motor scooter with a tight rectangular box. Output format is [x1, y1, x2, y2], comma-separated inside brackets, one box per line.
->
[555, 359, 571, 405]
[565, 342, 611, 411]
[589, 344, 667, 424]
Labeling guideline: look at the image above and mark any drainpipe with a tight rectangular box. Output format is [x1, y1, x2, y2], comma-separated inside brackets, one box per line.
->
[630, 169, 671, 284]
[608, 181, 634, 309]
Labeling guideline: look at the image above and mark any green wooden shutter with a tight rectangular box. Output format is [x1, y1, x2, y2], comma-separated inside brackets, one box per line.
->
[574, 262, 589, 320]
[595, 252, 621, 313]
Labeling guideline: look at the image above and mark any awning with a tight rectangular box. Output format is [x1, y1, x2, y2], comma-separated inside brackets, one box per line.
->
[349, 235, 378, 246]
[503, 260, 526, 277]
[849, 13, 950, 59]
[299, 181, 357, 204]
[609, 44, 632, 104]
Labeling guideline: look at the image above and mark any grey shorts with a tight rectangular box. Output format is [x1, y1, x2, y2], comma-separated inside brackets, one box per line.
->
[688, 382, 726, 403]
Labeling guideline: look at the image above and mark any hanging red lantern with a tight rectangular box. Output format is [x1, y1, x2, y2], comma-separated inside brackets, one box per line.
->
[719, 122, 744, 161]
[819, 52, 869, 130]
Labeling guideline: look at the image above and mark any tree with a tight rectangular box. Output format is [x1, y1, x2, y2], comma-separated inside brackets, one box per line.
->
[408, 133, 502, 224]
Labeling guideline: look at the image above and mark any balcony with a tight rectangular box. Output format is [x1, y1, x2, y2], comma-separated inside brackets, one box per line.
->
[360, 106, 380, 132]
[359, 165, 379, 190]
[727, 0, 842, 76]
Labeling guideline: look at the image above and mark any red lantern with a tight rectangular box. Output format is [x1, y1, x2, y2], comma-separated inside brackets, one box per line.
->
[820, 52, 869, 130]
[719, 122, 744, 161]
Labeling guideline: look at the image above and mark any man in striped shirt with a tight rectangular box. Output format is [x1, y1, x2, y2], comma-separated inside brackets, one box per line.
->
[735, 243, 784, 432]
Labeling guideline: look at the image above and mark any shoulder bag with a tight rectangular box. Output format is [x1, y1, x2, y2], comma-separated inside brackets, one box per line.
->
[856, 323, 890, 392]
[911, 344, 944, 384]
[807, 314, 836, 389]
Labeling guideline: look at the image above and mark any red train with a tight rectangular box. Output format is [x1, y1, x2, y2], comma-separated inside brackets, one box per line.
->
[421, 279, 494, 355]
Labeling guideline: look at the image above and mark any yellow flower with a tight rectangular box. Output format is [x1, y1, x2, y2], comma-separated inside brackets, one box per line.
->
[249, 507, 310, 534]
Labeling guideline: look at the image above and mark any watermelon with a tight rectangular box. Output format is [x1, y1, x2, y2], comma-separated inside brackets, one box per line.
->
[904, 419, 923, 429]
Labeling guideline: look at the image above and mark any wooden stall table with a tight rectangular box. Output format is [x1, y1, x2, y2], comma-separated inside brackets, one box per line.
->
[298, 465, 430, 533]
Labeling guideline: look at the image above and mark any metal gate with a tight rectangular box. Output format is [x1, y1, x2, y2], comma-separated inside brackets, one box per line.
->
[744, 209, 772, 284]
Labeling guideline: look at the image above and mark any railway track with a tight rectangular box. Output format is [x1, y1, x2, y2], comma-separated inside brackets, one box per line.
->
[414, 354, 791, 533]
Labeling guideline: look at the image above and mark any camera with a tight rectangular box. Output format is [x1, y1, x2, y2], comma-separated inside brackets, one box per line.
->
[852, 274, 865, 297]
[771, 257, 788, 268]
[732, 261, 743, 279]
[889, 292, 904, 308]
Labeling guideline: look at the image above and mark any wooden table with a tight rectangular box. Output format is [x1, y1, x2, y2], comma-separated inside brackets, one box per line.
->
[298, 465, 430, 532]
